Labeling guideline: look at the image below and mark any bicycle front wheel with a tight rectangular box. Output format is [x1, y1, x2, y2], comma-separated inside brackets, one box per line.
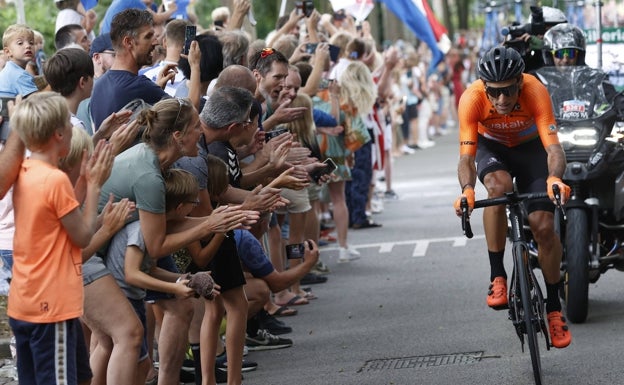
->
[514, 243, 543, 385]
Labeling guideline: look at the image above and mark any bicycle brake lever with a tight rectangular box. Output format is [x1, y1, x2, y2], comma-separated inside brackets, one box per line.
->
[552, 184, 567, 221]
[460, 197, 474, 239]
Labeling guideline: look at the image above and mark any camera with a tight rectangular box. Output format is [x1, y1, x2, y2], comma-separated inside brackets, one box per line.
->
[285, 243, 305, 259]
[501, 6, 546, 38]
[295, 1, 314, 17]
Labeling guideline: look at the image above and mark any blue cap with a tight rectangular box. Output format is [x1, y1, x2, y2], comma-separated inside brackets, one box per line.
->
[89, 33, 113, 57]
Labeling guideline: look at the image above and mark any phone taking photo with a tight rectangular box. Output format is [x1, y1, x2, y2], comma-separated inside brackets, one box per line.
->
[264, 127, 289, 142]
[311, 158, 338, 183]
[183, 25, 197, 55]
[285, 243, 305, 259]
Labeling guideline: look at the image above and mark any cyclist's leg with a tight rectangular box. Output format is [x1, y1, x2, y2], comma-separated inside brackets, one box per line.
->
[476, 136, 514, 307]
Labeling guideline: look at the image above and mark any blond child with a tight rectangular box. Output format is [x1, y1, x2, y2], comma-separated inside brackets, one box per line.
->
[8, 91, 113, 384]
[0, 24, 38, 98]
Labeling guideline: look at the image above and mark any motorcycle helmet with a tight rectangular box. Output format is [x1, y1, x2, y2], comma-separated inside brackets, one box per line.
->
[542, 23, 586, 66]
[528, 6, 567, 27]
[477, 46, 525, 83]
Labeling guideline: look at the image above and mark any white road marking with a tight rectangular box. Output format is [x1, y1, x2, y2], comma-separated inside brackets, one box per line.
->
[321, 235, 486, 257]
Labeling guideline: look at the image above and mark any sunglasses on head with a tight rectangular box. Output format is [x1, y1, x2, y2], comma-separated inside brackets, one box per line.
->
[485, 83, 520, 98]
[552, 48, 578, 60]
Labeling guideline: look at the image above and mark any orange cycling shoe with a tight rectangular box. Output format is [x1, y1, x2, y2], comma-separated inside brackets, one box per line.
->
[487, 277, 508, 310]
[548, 311, 572, 348]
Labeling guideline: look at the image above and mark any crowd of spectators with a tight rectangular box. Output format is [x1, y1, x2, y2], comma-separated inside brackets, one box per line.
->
[0, 0, 474, 384]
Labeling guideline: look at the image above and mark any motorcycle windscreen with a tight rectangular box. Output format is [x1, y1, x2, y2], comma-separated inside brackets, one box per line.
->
[534, 66, 611, 120]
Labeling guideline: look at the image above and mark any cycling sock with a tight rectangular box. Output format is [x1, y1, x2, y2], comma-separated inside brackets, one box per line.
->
[190, 343, 201, 385]
[546, 282, 562, 313]
[488, 250, 507, 281]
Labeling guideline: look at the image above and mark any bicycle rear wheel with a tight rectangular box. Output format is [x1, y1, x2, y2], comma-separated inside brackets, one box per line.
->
[514, 243, 543, 385]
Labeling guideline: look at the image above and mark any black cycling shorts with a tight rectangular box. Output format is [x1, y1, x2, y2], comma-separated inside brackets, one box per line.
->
[476, 135, 554, 214]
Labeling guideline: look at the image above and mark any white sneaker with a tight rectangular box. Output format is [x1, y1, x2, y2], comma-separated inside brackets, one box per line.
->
[339, 247, 360, 263]
[419, 140, 436, 149]
[401, 144, 415, 154]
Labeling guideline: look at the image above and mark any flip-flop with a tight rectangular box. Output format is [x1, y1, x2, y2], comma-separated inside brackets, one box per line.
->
[275, 294, 309, 306]
[269, 306, 298, 317]
[298, 291, 317, 300]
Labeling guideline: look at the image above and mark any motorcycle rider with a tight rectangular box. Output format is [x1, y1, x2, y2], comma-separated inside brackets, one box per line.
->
[454, 46, 573, 348]
[542, 23, 618, 102]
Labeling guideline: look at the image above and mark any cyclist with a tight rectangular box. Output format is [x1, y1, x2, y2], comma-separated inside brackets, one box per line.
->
[453, 46, 572, 348]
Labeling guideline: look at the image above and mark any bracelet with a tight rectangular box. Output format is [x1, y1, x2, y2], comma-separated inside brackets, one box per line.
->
[461, 183, 474, 192]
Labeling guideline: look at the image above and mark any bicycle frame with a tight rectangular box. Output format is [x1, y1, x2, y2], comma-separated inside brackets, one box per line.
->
[461, 189, 561, 385]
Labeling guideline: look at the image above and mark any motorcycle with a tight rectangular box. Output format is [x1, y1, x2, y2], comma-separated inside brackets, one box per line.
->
[534, 66, 624, 323]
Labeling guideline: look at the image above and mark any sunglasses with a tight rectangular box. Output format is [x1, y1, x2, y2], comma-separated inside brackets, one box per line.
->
[172, 98, 191, 128]
[552, 48, 578, 60]
[485, 83, 520, 98]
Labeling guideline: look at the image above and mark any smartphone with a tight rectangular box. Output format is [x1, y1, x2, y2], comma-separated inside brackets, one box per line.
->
[285, 243, 305, 259]
[0, 97, 15, 142]
[264, 127, 289, 142]
[305, 43, 318, 54]
[311, 158, 338, 183]
[295, 0, 314, 17]
[328, 44, 340, 62]
[183, 25, 197, 55]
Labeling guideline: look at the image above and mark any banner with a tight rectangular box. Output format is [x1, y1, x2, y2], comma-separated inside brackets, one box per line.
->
[329, 0, 375, 22]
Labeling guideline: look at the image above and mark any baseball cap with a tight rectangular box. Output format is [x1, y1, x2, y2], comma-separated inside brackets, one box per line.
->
[89, 33, 113, 57]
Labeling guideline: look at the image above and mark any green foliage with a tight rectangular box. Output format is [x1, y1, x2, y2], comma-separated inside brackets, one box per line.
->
[0, 1, 58, 55]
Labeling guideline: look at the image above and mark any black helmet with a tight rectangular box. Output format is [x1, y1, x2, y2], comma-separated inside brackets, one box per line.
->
[542, 23, 586, 66]
[478, 46, 525, 82]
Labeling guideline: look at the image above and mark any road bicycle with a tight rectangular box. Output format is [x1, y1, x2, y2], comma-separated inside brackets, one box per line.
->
[460, 187, 563, 385]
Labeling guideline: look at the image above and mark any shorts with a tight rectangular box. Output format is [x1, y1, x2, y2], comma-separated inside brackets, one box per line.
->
[275, 188, 311, 214]
[9, 317, 92, 385]
[145, 255, 178, 303]
[83, 255, 110, 286]
[128, 298, 149, 361]
[187, 233, 245, 293]
[476, 135, 553, 213]
[307, 183, 322, 202]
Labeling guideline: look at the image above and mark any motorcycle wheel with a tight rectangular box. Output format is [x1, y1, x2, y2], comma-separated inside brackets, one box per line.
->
[564, 208, 590, 324]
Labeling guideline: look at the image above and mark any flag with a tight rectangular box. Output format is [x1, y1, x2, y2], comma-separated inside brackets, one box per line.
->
[329, 0, 375, 22]
[377, 0, 447, 67]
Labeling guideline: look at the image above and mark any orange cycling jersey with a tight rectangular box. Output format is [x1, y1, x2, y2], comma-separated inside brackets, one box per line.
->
[458, 73, 560, 156]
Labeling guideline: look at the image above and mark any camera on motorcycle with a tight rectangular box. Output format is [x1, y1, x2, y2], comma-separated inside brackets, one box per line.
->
[501, 5, 546, 38]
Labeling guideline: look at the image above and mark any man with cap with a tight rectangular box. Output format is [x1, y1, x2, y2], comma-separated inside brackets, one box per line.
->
[90, 33, 115, 80]
[76, 33, 115, 135]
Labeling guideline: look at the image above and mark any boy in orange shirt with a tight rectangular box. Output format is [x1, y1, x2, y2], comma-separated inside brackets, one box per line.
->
[8, 91, 113, 385]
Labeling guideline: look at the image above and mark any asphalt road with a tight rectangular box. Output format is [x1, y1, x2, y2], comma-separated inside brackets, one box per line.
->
[243, 131, 624, 385]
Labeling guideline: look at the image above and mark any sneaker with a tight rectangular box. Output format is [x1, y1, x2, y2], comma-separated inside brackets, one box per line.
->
[245, 329, 293, 351]
[338, 247, 361, 263]
[215, 352, 258, 373]
[487, 277, 508, 309]
[300, 272, 328, 285]
[384, 190, 399, 200]
[258, 310, 292, 335]
[419, 140, 436, 149]
[401, 144, 416, 154]
[547, 311, 571, 348]
[312, 260, 331, 274]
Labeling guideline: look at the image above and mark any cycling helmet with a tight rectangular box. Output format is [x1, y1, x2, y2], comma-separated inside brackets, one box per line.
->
[528, 6, 567, 26]
[478, 46, 525, 82]
[542, 23, 586, 66]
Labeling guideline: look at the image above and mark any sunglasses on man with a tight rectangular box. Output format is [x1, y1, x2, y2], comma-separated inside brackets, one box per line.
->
[485, 83, 520, 98]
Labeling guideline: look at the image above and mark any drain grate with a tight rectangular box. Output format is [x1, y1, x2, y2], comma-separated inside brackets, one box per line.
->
[358, 351, 484, 373]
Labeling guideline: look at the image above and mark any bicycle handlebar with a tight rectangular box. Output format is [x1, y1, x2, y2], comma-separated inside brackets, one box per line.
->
[460, 185, 563, 239]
